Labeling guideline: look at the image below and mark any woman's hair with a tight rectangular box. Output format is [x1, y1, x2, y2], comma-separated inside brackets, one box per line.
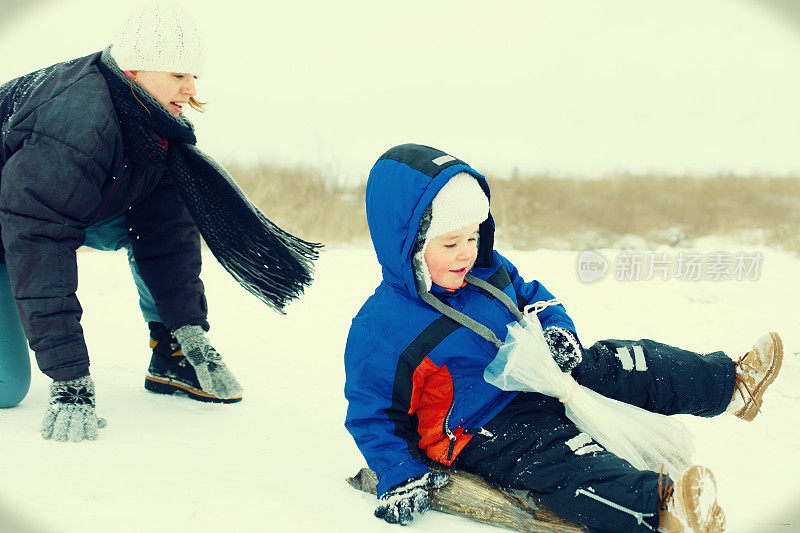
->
[127, 71, 207, 114]
[188, 96, 206, 113]
[128, 75, 151, 115]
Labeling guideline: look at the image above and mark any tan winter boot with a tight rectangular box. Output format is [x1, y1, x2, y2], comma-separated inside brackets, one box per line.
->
[657, 465, 726, 532]
[726, 332, 783, 421]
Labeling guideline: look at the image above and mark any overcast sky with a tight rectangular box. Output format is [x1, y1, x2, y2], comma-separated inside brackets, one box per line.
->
[2, 0, 800, 183]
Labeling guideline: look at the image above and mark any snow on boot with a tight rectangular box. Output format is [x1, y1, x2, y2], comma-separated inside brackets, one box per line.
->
[726, 332, 783, 421]
[144, 322, 241, 404]
[657, 465, 725, 532]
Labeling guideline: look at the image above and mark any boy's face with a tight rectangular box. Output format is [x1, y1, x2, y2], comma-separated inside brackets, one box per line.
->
[424, 223, 480, 290]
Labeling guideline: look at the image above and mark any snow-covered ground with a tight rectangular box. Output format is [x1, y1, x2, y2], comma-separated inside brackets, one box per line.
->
[2, 241, 799, 533]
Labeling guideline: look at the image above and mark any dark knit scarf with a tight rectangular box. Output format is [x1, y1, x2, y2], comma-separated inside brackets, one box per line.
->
[96, 47, 321, 313]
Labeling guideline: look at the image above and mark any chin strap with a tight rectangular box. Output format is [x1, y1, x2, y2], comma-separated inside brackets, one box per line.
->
[417, 274, 563, 348]
[464, 274, 523, 320]
[418, 290, 504, 348]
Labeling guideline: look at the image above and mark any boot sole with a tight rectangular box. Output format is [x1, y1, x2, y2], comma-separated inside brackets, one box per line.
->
[144, 374, 242, 404]
[680, 465, 726, 533]
[736, 331, 783, 422]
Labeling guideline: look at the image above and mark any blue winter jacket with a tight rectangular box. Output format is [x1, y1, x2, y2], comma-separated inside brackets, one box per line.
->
[0, 53, 206, 381]
[344, 144, 577, 496]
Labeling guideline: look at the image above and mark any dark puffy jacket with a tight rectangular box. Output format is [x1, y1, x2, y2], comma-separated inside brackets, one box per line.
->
[343, 144, 578, 496]
[0, 52, 207, 381]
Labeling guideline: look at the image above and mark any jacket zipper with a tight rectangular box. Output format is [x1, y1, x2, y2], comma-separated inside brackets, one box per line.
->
[443, 401, 456, 461]
[91, 158, 126, 224]
[443, 410, 496, 462]
[464, 427, 494, 438]
[91, 179, 119, 224]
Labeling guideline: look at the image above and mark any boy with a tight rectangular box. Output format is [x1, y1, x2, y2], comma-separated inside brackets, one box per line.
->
[344, 144, 781, 532]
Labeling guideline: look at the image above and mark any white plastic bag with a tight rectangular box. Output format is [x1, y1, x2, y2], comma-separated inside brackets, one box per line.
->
[483, 304, 694, 480]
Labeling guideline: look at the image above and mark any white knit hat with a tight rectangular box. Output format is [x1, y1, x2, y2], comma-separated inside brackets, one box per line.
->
[426, 173, 489, 242]
[414, 172, 490, 292]
[110, 1, 204, 76]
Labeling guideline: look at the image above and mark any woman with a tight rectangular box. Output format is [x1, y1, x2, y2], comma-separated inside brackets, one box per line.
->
[0, 1, 318, 441]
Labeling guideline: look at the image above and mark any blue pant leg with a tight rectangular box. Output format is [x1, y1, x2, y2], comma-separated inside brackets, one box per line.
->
[126, 249, 161, 323]
[84, 215, 162, 324]
[0, 263, 31, 407]
[573, 338, 736, 417]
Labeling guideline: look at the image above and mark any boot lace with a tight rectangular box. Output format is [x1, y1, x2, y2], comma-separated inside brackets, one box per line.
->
[657, 465, 674, 511]
[733, 353, 762, 415]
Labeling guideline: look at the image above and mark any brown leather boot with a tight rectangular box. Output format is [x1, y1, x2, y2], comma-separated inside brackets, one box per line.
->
[726, 332, 783, 421]
[657, 465, 726, 532]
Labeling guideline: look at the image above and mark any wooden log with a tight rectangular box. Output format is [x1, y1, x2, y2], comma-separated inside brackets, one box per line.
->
[347, 466, 588, 533]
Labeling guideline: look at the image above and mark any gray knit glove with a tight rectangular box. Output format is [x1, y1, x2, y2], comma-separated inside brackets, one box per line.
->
[172, 325, 243, 399]
[41, 376, 107, 442]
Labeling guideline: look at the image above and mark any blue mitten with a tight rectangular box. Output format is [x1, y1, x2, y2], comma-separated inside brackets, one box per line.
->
[543, 326, 583, 372]
[374, 471, 450, 525]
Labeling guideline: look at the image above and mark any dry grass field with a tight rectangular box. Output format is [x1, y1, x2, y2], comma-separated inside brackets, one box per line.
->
[229, 161, 800, 253]
[227, 161, 368, 246]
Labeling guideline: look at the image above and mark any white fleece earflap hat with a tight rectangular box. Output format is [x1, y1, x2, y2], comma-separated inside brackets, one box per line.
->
[414, 172, 490, 292]
[110, 1, 204, 76]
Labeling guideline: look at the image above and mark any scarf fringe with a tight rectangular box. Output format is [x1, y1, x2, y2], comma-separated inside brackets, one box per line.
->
[173, 145, 322, 312]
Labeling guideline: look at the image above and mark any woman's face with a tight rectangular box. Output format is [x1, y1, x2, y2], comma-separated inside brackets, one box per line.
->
[132, 71, 198, 115]
[424, 223, 480, 290]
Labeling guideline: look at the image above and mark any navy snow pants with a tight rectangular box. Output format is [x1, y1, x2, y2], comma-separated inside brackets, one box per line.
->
[453, 338, 736, 533]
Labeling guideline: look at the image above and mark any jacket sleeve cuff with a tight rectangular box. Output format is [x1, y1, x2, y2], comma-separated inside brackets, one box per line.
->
[168, 318, 210, 332]
[376, 460, 430, 498]
[37, 340, 90, 381]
